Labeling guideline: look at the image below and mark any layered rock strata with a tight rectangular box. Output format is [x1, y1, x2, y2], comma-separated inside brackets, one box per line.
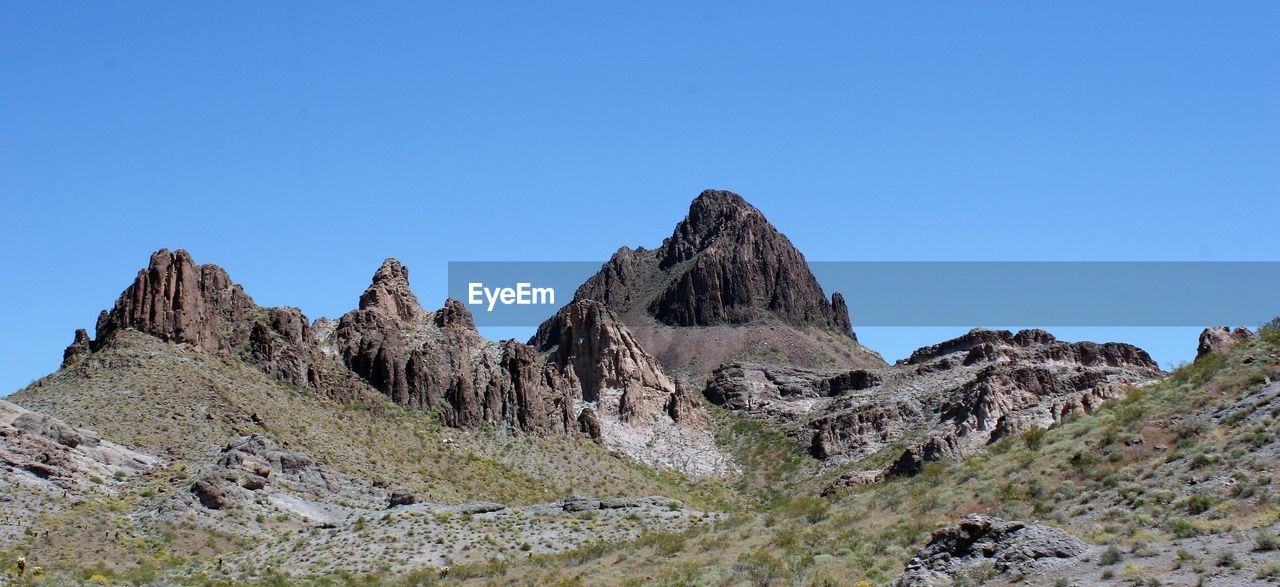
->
[704, 328, 1162, 485]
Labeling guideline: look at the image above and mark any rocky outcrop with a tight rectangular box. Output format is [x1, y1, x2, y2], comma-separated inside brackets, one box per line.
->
[533, 300, 682, 425]
[326, 260, 726, 474]
[897, 515, 1091, 586]
[61, 329, 91, 367]
[0, 400, 157, 487]
[885, 435, 964, 477]
[330, 268, 577, 434]
[557, 495, 683, 513]
[704, 363, 881, 422]
[641, 190, 853, 332]
[69, 249, 372, 404]
[708, 328, 1162, 473]
[1197, 326, 1255, 359]
[358, 258, 424, 322]
[565, 189, 883, 382]
[192, 435, 334, 510]
[59, 250, 725, 474]
[91, 249, 256, 354]
[577, 407, 602, 443]
[666, 379, 708, 427]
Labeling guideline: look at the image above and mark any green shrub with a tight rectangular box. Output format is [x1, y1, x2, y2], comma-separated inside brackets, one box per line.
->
[1259, 316, 1280, 346]
[738, 549, 784, 587]
[1168, 519, 1200, 538]
[1021, 427, 1048, 451]
[953, 562, 997, 586]
[1184, 494, 1213, 515]
[1171, 353, 1227, 386]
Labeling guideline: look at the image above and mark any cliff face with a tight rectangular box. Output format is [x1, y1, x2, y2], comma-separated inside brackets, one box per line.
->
[568, 189, 883, 383]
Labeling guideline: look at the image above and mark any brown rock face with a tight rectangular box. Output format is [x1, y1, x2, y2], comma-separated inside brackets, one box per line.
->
[70, 249, 376, 404]
[708, 328, 1162, 475]
[577, 407, 603, 443]
[358, 259, 424, 322]
[644, 190, 852, 332]
[1196, 326, 1255, 359]
[92, 249, 255, 354]
[533, 300, 682, 425]
[331, 269, 575, 434]
[568, 189, 883, 383]
[328, 260, 715, 467]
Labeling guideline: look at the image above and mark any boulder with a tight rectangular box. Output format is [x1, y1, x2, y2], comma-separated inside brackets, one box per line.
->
[1197, 326, 1255, 359]
[898, 515, 1090, 586]
[191, 434, 332, 510]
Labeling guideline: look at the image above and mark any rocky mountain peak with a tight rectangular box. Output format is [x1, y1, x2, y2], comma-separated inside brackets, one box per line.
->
[90, 248, 254, 354]
[652, 190, 855, 334]
[358, 258, 423, 322]
[565, 189, 880, 383]
[65, 249, 376, 405]
[660, 189, 763, 263]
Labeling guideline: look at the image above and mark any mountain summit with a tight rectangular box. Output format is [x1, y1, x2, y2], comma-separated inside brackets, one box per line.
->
[565, 189, 882, 382]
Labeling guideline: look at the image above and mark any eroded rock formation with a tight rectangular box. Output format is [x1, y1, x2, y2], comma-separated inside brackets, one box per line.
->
[324, 259, 726, 473]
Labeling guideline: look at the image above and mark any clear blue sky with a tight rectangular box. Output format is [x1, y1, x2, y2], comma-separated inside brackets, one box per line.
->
[2, 2, 1278, 394]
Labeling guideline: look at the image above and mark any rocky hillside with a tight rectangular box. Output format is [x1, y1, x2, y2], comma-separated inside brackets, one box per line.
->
[2, 191, 1276, 585]
[422, 326, 1279, 586]
[7, 328, 733, 583]
[53, 249, 727, 476]
[564, 189, 884, 383]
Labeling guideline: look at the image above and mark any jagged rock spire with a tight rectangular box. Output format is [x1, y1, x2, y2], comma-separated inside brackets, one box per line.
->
[358, 258, 424, 322]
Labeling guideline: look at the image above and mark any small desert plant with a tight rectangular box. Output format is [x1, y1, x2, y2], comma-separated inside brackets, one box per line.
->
[1171, 353, 1227, 386]
[1169, 519, 1200, 538]
[1259, 316, 1280, 345]
[1184, 494, 1213, 515]
[1255, 528, 1279, 551]
[1021, 427, 1048, 451]
[1100, 544, 1124, 566]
